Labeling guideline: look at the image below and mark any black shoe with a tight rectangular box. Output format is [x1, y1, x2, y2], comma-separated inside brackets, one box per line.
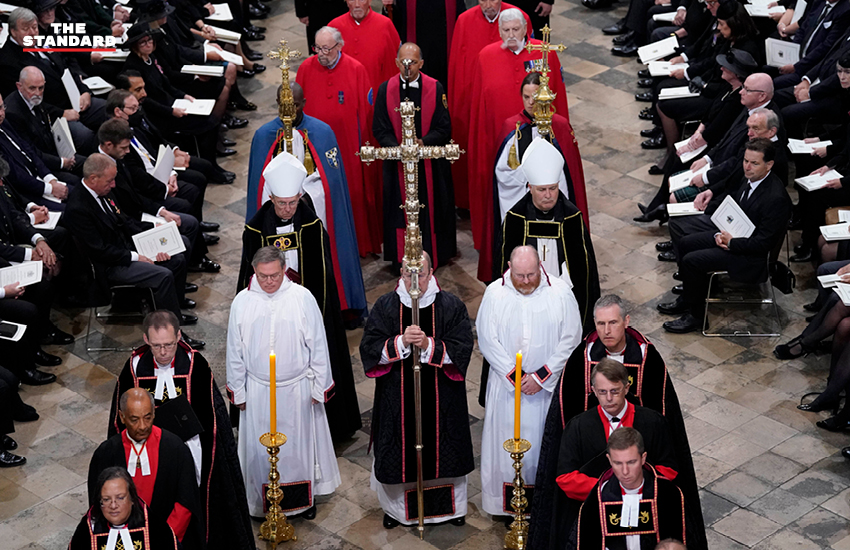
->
[237, 69, 256, 78]
[775, 336, 814, 360]
[817, 416, 850, 432]
[637, 78, 655, 88]
[246, 50, 264, 61]
[225, 115, 249, 129]
[663, 313, 702, 333]
[248, 6, 268, 18]
[635, 91, 654, 102]
[450, 516, 466, 526]
[200, 221, 220, 232]
[34, 349, 61, 367]
[2, 435, 17, 450]
[658, 250, 676, 262]
[611, 42, 639, 57]
[216, 170, 236, 184]
[656, 241, 673, 252]
[13, 403, 38, 422]
[189, 256, 221, 273]
[803, 301, 820, 312]
[641, 135, 666, 149]
[181, 314, 198, 325]
[301, 505, 317, 520]
[672, 284, 683, 295]
[20, 368, 56, 385]
[244, 30, 266, 41]
[250, 63, 266, 74]
[0, 449, 25, 468]
[638, 109, 657, 121]
[180, 298, 196, 309]
[185, 283, 199, 293]
[220, 137, 237, 147]
[640, 126, 662, 138]
[251, 1, 270, 13]
[843, 446, 850, 460]
[657, 297, 688, 315]
[203, 233, 221, 246]
[40, 327, 75, 346]
[247, 24, 266, 33]
[798, 399, 839, 412]
[634, 204, 667, 224]
[383, 513, 400, 529]
[602, 19, 627, 35]
[235, 100, 258, 111]
[638, 68, 651, 78]
[673, 271, 682, 281]
[216, 147, 237, 158]
[790, 250, 812, 263]
[612, 30, 635, 45]
[182, 333, 205, 349]
[648, 164, 664, 175]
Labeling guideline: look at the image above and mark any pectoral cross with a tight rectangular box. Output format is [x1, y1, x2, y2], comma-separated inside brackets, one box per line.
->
[524, 26, 566, 137]
[268, 39, 302, 156]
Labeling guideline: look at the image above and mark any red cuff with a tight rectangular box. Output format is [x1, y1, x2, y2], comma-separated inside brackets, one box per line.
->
[225, 386, 236, 404]
[556, 471, 598, 502]
[506, 367, 523, 385]
[167, 502, 193, 541]
[533, 365, 552, 385]
[655, 465, 678, 481]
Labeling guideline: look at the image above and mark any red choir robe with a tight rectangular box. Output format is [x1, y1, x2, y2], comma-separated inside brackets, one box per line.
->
[296, 52, 383, 256]
[447, 3, 532, 209]
[329, 9, 401, 94]
[467, 40, 571, 282]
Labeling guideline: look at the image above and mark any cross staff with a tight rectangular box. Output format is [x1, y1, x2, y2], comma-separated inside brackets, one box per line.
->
[359, 99, 462, 539]
[524, 25, 566, 137]
[268, 39, 302, 156]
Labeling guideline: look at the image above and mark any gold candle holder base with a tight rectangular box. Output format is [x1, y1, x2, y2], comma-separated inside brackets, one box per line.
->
[503, 438, 532, 550]
[258, 432, 296, 547]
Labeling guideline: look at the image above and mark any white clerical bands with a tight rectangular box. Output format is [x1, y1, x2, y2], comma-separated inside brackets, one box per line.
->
[105, 527, 134, 550]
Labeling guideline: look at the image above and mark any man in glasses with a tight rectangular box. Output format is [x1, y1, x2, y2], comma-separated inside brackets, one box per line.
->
[105, 310, 254, 550]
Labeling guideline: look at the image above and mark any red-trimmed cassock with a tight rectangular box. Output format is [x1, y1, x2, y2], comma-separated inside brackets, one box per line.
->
[447, 2, 531, 209]
[296, 52, 382, 256]
[329, 9, 401, 94]
[69, 503, 178, 550]
[88, 426, 202, 549]
[467, 40, 572, 281]
[372, 72, 456, 268]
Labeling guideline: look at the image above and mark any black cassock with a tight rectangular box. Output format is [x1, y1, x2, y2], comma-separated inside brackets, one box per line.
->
[69, 505, 178, 550]
[528, 328, 706, 550]
[360, 288, 474, 513]
[238, 198, 362, 442]
[373, 73, 456, 268]
[106, 343, 254, 550]
[88, 428, 202, 550]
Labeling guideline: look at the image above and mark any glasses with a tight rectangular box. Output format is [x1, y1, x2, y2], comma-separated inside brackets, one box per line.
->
[137, 37, 153, 46]
[0, 104, 6, 111]
[594, 388, 623, 397]
[312, 43, 339, 54]
[100, 494, 128, 507]
[256, 272, 283, 282]
[123, 104, 139, 114]
[742, 86, 765, 94]
[150, 342, 177, 351]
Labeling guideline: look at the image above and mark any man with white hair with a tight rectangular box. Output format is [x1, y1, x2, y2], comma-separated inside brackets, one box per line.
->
[466, 8, 572, 282]
[477, 245, 582, 518]
[296, 26, 382, 257]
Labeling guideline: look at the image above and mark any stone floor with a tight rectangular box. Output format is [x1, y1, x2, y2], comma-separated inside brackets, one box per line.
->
[0, 1, 847, 549]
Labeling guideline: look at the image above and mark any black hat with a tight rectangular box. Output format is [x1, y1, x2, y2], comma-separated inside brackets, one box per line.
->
[135, 0, 175, 23]
[716, 48, 758, 79]
[716, 0, 739, 20]
[123, 23, 162, 50]
[28, 0, 61, 14]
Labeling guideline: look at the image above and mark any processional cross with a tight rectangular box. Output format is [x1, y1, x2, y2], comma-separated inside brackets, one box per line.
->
[524, 25, 566, 137]
[358, 101, 463, 539]
[268, 40, 303, 161]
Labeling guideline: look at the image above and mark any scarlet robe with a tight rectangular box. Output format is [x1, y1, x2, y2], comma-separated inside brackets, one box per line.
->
[296, 52, 382, 256]
[329, 10, 401, 94]
[467, 40, 571, 281]
[447, 3, 532, 209]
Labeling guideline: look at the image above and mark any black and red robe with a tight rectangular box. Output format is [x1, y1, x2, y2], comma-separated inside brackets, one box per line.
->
[69, 503, 178, 550]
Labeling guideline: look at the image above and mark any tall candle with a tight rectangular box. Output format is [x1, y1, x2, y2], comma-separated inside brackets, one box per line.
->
[514, 351, 522, 441]
[270, 352, 277, 435]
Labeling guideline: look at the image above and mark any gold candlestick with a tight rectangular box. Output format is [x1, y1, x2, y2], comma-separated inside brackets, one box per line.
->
[503, 438, 532, 550]
[259, 432, 296, 547]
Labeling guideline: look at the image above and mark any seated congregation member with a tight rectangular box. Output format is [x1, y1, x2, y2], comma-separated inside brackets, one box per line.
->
[70, 467, 178, 550]
[360, 251, 474, 529]
[107, 311, 254, 550]
[657, 139, 791, 333]
[569, 428, 691, 550]
[0, 364, 39, 467]
[61, 153, 197, 327]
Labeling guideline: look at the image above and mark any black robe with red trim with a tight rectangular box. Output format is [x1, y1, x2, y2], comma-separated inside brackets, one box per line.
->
[106, 344, 254, 550]
[372, 72, 456, 268]
[359, 288, 474, 485]
[238, 198, 362, 442]
[571, 465, 689, 550]
[69, 504, 178, 550]
[528, 328, 705, 550]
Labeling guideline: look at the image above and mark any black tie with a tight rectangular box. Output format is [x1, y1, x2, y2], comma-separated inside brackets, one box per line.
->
[611, 417, 620, 423]
[100, 196, 118, 222]
[804, 5, 831, 55]
[740, 184, 751, 207]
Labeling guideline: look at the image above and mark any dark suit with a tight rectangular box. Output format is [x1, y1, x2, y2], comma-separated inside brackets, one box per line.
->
[776, 0, 850, 83]
[61, 183, 187, 321]
[0, 120, 67, 210]
[678, 172, 792, 316]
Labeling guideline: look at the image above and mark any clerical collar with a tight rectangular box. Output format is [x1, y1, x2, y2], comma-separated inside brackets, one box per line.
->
[400, 74, 421, 88]
[534, 206, 554, 220]
[621, 480, 645, 494]
[606, 341, 627, 357]
[396, 276, 441, 308]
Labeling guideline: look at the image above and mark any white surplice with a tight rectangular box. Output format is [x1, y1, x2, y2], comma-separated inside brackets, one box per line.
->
[260, 131, 327, 227]
[226, 274, 341, 516]
[477, 267, 582, 516]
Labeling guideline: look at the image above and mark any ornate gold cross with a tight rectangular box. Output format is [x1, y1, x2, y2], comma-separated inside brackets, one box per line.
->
[524, 25, 566, 137]
[268, 39, 302, 154]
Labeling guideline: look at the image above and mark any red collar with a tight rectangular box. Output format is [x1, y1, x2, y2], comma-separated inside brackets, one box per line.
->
[597, 402, 635, 440]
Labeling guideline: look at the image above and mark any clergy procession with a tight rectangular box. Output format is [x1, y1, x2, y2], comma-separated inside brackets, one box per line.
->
[5, 0, 850, 549]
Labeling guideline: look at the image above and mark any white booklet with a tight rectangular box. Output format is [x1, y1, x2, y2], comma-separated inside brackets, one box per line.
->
[205, 3, 233, 21]
[204, 44, 243, 65]
[839, 210, 850, 223]
[674, 138, 707, 163]
[795, 170, 843, 191]
[132, 221, 186, 258]
[745, 4, 786, 17]
[152, 145, 175, 184]
[0, 3, 18, 13]
[207, 26, 240, 45]
[32, 211, 61, 230]
[652, 12, 677, 22]
[51, 117, 76, 158]
[668, 202, 703, 216]
[638, 35, 678, 64]
[0, 261, 42, 287]
[787, 138, 833, 154]
[141, 212, 168, 226]
[835, 282, 850, 306]
[818, 273, 843, 288]
[766, 37, 800, 67]
[61, 68, 81, 111]
[669, 164, 710, 192]
[172, 99, 215, 116]
[820, 222, 850, 241]
[648, 61, 688, 77]
[100, 50, 130, 61]
[711, 195, 755, 238]
[0, 320, 26, 342]
[181, 65, 224, 77]
[82, 76, 115, 95]
[658, 86, 699, 100]
[791, 0, 807, 24]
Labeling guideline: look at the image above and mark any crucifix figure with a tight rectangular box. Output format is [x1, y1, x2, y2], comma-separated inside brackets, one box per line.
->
[524, 25, 566, 137]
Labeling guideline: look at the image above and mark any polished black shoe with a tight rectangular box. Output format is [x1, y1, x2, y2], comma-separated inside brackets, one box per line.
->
[672, 284, 683, 295]
[673, 271, 682, 281]
[657, 297, 689, 315]
[247, 24, 266, 33]
[656, 241, 674, 252]
[13, 403, 38, 422]
[843, 446, 850, 460]
[641, 135, 666, 149]
[797, 399, 838, 412]
[383, 513, 400, 529]
[236, 100, 258, 111]
[218, 170, 236, 183]
[245, 50, 264, 60]
[185, 283, 199, 293]
[203, 233, 221, 246]
[243, 29, 266, 41]
[637, 78, 655, 88]
[775, 336, 814, 360]
[34, 349, 61, 367]
[648, 164, 664, 175]
[216, 147, 237, 158]
[189, 257, 221, 273]
[251, 1, 270, 13]
[301, 505, 317, 520]
[663, 313, 702, 334]
[238, 68, 256, 78]
[220, 137, 237, 147]
[658, 250, 676, 262]
[803, 301, 821, 312]
[638, 109, 657, 121]
[180, 298, 196, 310]
[251, 63, 266, 74]
[602, 19, 627, 35]
[182, 333, 205, 349]
[638, 68, 651, 78]
[817, 416, 850, 432]
[20, 368, 56, 385]
[612, 30, 635, 45]
[450, 516, 466, 526]
[611, 42, 639, 57]
[790, 250, 812, 263]
[640, 126, 662, 138]
[634, 204, 667, 224]
[248, 6, 268, 19]
[225, 115, 249, 129]
[0, 449, 26, 468]
[635, 91, 654, 102]
[2, 435, 17, 450]
[200, 221, 220, 232]
[181, 314, 198, 325]
[41, 327, 75, 345]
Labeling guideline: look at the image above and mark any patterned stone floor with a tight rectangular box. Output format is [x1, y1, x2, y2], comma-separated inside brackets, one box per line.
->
[1, 1, 847, 549]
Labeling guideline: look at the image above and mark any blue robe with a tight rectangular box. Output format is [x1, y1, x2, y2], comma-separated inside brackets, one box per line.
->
[247, 116, 366, 313]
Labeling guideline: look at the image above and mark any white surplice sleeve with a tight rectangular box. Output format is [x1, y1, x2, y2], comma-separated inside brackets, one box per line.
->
[301, 290, 334, 403]
[536, 279, 582, 393]
[476, 285, 517, 393]
[225, 294, 248, 405]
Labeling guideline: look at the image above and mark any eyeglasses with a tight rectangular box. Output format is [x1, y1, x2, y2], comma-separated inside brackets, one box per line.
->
[742, 86, 765, 94]
[150, 342, 177, 351]
[137, 37, 153, 46]
[312, 43, 339, 54]
[256, 272, 283, 282]
[100, 494, 128, 507]
[594, 388, 624, 397]
[123, 104, 139, 114]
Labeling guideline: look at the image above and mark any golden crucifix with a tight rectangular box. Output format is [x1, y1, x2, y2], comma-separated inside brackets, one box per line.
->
[268, 39, 302, 157]
[524, 25, 566, 137]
